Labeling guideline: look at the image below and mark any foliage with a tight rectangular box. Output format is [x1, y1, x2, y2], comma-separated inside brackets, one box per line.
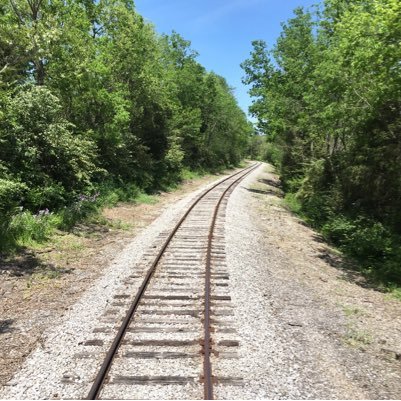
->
[8, 210, 58, 246]
[0, 0, 251, 251]
[1, 86, 100, 209]
[284, 193, 303, 215]
[0, 179, 27, 249]
[248, 135, 283, 166]
[242, 0, 401, 285]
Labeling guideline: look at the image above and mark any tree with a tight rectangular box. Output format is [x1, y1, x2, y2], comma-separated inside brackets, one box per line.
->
[242, 0, 401, 283]
[0, 86, 99, 208]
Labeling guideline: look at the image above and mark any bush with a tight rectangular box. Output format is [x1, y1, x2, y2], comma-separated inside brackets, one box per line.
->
[261, 142, 283, 166]
[247, 136, 283, 166]
[321, 216, 355, 247]
[58, 193, 101, 229]
[0, 179, 27, 216]
[284, 193, 302, 214]
[8, 210, 58, 245]
[322, 216, 393, 259]
[0, 179, 28, 250]
[25, 184, 67, 210]
[97, 182, 141, 206]
[321, 215, 401, 284]
[0, 86, 100, 210]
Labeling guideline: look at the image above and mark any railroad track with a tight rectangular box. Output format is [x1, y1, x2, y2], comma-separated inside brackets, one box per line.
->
[82, 163, 259, 400]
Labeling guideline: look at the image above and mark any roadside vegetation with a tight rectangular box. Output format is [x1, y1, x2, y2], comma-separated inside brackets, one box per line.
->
[242, 0, 401, 289]
[0, 0, 252, 252]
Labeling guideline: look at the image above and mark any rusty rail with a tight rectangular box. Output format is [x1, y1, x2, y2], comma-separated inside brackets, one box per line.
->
[87, 163, 259, 400]
[203, 163, 259, 399]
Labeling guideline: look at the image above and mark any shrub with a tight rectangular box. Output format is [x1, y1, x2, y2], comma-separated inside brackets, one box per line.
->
[96, 182, 141, 206]
[0, 86, 100, 210]
[284, 193, 302, 214]
[8, 210, 58, 245]
[322, 216, 393, 259]
[261, 142, 283, 166]
[58, 193, 101, 229]
[0, 179, 28, 250]
[321, 215, 401, 284]
[0, 179, 27, 216]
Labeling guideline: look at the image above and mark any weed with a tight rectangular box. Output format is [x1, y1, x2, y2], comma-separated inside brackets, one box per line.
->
[283, 193, 303, 214]
[135, 192, 158, 205]
[344, 325, 373, 347]
[386, 285, 401, 301]
[342, 305, 364, 317]
[180, 168, 205, 181]
[108, 219, 132, 230]
[8, 211, 58, 246]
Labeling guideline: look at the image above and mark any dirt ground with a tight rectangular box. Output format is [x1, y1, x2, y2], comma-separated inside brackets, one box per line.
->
[0, 171, 229, 387]
[243, 164, 401, 398]
[1, 163, 400, 398]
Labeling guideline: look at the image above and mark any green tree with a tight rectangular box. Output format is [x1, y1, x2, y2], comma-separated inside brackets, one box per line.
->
[242, 0, 401, 284]
[0, 86, 99, 208]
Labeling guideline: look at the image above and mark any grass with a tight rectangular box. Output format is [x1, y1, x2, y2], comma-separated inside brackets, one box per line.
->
[343, 325, 373, 347]
[0, 165, 224, 255]
[342, 305, 364, 317]
[135, 192, 158, 205]
[340, 303, 373, 347]
[107, 219, 132, 230]
[7, 211, 60, 248]
[0, 185, 159, 253]
[0, 161, 250, 261]
[392, 288, 401, 301]
[180, 168, 206, 181]
[283, 192, 303, 214]
[386, 285, 401, 301]
[23, 270, 64, 299]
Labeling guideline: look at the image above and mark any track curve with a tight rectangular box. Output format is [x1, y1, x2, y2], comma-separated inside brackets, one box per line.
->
[87, 163, 260, 400]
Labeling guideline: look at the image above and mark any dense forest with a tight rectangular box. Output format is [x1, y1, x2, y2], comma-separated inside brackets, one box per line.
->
[0, 0, 251, 250]
[242, 0, 401, 285]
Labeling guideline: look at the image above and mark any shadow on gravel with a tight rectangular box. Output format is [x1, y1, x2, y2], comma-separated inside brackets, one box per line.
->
[312, 233, 327, 243]
[245, 187, 284, 197]
[258, 178, 282, 189]
[0, 319, 15, 334]
[258, 172, 387, 293]
[317, 246, 385, 292]
[0, 249, 73, 278]
[245, 177, 284, 198]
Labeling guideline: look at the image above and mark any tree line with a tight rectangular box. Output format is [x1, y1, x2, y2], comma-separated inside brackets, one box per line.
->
[242, 0, 401, 285]
[0, 0, 251, 250]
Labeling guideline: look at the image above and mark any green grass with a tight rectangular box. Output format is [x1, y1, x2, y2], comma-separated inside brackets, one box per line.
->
[387, 285, 401, 301]
[0, 182, 168, 253]
[135, 192, 158, 205]
[180, 168, 206, 181]
[7, 211, 60, 247]
[283, 192, 303, 214]
[1, 186, 158, 252]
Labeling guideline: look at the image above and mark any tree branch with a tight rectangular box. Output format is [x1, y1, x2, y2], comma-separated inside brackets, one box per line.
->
[0, 64, 9, 74]
[9, 0, 25, 24]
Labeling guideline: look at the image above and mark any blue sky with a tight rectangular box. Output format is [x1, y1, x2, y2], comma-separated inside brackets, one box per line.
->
[134, 0, 319, 118]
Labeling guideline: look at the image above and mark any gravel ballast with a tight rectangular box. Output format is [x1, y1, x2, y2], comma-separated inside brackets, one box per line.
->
[1, 162, 401, 399]
[219, 163, 401, 399]
[0, 174, 229, 400]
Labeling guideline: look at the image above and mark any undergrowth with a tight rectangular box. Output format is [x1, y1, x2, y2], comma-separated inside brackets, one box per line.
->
[283, 192, 401, 300]
[0, 165, 219, 254]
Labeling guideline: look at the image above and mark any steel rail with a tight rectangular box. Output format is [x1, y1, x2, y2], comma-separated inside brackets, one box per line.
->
[203, 162, 259, 400]
[87, 162, 259, 400]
